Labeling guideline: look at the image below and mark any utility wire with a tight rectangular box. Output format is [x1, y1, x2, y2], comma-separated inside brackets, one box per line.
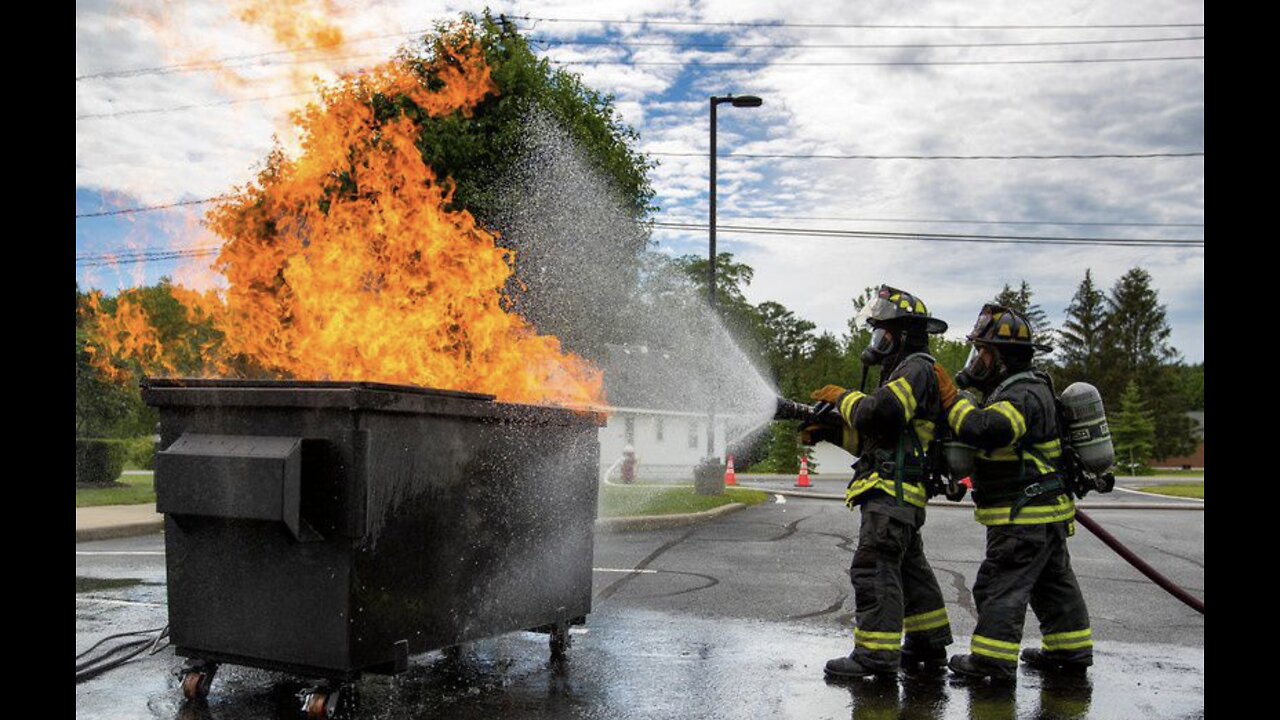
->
[651, 221, 1203, 247]
[513, 15, 1204, 30]
[554, 55, 1204, 67]
[649, 151, 1203, 160]
[663, 214, 1203, 228]
[77, 91, 313, 120]
[533, 35, 1205, 50]
[76, 197, 230, 218]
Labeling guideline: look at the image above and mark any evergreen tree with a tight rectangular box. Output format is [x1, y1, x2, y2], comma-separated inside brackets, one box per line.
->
[1055, 269, 1108, 385]
[1101, 268, 1195, 459]
[1110, 380, 1157, 474]
[750, 420, 812, 474]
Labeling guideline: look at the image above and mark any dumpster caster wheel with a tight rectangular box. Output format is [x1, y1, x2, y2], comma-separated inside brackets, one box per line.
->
[179, 664, 217, 701]
[300, 686, 345, 719]
[550, 623, 571, 660]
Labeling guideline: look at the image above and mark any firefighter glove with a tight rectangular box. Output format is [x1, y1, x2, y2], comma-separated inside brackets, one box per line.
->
[934, 363, 959, 409]
[810, 384, 847, 405]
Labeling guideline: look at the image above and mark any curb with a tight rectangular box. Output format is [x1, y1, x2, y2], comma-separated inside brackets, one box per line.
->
[76, 520, 164, 543]
[739, 485, 1205, 511]
[595, 502, 749, 532]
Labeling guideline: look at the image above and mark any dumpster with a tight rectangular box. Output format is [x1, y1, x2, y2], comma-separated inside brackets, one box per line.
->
[142, 379, 604, 713]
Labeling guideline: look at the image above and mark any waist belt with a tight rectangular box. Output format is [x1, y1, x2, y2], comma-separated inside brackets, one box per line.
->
[974, 476, 1068, 520]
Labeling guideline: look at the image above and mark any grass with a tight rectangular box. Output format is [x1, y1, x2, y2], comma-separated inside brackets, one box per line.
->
[76, 472, 155, 508]
[1149, 468, 1204, 478]
[1133, 483, 1204, 499]
[599, 484, 769, 518]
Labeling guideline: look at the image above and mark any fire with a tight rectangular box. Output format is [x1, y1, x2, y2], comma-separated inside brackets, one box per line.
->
[85, 29, 605, 408]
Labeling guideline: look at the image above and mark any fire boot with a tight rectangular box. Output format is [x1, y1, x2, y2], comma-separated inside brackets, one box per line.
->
[1020, 648, 1092, 675]
[825, 653, 895, 680]
[900, 643, 948, 670]
[948, 653, 1016, 685]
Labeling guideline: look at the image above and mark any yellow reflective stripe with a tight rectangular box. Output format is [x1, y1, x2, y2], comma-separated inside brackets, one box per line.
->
[845, 474, 929, 508]
[1033, 439, 1062, 456]
[856, 640, 901, 652]
[948, 397, 975, 432]
[855, 629, 903, 641]
[903, 608, 949, 632]
[841, 426, 861, 455]
[839, 391, 866, 424]
[980, 446, 1021, 461]
[971, 635, 1020, 663]
[1047, 639, 1094, 651]
[987, 401, 1027, 441]
[886, 377, 915, 420]
[1042, 629, 1091, 643]
[913, 419, 936, 446]
[974, 496, 1076, 526]
[972, 645, 1019, 663]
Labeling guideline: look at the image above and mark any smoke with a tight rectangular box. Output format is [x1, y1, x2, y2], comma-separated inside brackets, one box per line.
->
[489, 109, 777, 429]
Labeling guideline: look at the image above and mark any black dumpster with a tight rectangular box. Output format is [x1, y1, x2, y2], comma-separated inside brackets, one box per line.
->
[142, 379, 603, 707]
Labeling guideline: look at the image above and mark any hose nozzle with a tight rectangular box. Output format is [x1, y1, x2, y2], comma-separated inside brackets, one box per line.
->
[774, 397, 818, 421]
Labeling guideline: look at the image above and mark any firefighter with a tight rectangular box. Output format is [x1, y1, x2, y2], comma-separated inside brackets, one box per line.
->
[936, 304, 1093, 684]
[805, 285, 954, 678]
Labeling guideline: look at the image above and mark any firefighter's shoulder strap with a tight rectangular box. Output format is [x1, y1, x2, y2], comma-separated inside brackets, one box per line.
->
[994, 370, 1067, 519]
[889, 352, 935, 506]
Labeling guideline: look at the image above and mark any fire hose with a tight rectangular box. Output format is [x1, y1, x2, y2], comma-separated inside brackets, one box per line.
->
[1074, 510, 1204, 615]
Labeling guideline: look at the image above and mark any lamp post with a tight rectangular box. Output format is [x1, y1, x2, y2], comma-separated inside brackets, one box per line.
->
[706, 94, 763, 461]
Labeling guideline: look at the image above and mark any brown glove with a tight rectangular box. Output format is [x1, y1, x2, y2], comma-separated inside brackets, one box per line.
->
[799, 423, 840, 446]
[810, 384, 847, 405]
[934, 363, 958, 409]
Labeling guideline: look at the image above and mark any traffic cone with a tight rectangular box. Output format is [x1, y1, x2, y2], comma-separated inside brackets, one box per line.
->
[795, 456, 811, 488]
[724, 455, 737, 486]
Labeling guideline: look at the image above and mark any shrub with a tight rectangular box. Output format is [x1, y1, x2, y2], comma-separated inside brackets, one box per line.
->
[76, 439, 128, 486]
[126, 436, 157, 470]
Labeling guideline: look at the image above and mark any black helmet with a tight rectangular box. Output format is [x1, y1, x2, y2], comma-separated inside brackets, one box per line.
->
[955, 303, 1051, 391]
[965, 303, 1051, 353]
[856, 285, 947, 367]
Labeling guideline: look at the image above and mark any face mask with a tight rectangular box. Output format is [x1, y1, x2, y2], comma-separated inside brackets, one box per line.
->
[956, 345, 994, 390]
[860, 327, 896, 366]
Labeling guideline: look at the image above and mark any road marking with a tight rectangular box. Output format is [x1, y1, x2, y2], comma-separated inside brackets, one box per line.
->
[592, 567, 658, 574]
[1113, 486, 1204, 503]
[76, 551, 165, 556]
[774, 494, 787, 504]
[77, 596, 166, 608]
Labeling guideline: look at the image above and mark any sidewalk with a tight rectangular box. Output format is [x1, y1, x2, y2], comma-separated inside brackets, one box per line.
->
[76, 504, 164, 543]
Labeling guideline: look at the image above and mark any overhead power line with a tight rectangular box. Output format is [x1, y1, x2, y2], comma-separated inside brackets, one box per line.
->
[76, 248, 220, 267]
[554, 55, 1204, 67]
[513, 15, 1204, 30]
[650, 221, 1204, 248]
[76, 91, 313, 120]
[649, 151, 1204, 160]
[76, 197, 230, 218]
[534, 35, 1205, 50]
[664, 214, 1203, 228]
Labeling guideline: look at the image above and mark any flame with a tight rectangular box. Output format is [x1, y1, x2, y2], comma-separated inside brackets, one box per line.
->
[85, 30, 605, 408]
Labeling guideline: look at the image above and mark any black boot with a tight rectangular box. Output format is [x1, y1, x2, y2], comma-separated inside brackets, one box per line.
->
[825, 653, 895, 680]
[948, 654, 1016, 685]
[900, 644, 947, 670]
[1020, 648, 1091, 674]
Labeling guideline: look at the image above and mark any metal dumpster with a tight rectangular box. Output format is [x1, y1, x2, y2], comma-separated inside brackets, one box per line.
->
[142, 378, 603, 710]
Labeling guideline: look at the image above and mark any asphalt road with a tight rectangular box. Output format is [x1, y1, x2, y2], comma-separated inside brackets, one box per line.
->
[76, 496, 1204, 719]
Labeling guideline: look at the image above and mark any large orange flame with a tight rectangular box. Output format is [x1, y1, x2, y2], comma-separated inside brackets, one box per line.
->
[85, 32, 605, 407]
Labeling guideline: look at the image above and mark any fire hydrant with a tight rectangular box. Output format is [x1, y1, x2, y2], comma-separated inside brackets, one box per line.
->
[620, 445, 637, 484]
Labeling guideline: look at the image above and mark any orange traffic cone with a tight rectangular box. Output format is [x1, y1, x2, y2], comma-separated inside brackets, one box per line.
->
[795, 456, 811, 488]
[724, 455, 737, 486]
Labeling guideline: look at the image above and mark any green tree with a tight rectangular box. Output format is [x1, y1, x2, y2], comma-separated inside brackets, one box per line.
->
[750, 421, 812, 474]
[1101, 268, 1194, 459]
[76, 286, 142, 438]
[1055, 269, 1108, 386]
[756, 300, 817, 396]
[671, 252, 764, 344]
[1110, 380, 1157, 474]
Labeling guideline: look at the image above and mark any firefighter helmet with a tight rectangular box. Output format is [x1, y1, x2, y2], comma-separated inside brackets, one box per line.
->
[965, 303, 1052, 353]
[854, 285, 948, 334]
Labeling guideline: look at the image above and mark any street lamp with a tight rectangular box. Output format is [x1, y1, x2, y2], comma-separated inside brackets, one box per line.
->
[706, 94, 763, 461]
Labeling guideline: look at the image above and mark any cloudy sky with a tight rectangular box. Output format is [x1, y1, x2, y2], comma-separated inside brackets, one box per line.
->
[75, 0, 1204, 361]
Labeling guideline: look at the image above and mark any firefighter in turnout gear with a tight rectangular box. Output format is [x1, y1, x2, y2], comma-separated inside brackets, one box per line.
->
[938, 304, 1093, 684]
[810, 286, 954, 679]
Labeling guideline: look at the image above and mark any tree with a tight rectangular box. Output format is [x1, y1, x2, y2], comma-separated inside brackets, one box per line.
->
[1110, 380, 1157, 474]
[750, 421, 812, 474]
[992, 280, 1054, 349]
[76, 286, 142, 438]
[671, 252, 763, 345]
[756, 300, 817, 396]
[1055, 269, 1108, 386]
[1101, 268, 1194, 459]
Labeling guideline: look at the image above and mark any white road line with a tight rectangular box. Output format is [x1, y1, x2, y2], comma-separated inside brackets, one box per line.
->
[76, 551, 165, 556]
[774, 494, 787, 504]
[77, 597, 166, 608]
[1113, 486, 1205, 503]
[592, 567, 658, 574]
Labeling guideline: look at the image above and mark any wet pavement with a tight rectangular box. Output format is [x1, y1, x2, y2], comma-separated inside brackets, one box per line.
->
[77, 497, 1204, 719]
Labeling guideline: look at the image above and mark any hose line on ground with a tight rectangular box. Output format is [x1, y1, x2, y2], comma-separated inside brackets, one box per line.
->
[1075, 509, 1204, 614]
[76, 625, 170, 684]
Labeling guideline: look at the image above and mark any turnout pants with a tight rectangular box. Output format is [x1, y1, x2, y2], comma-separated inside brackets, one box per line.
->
[850, 493, 952, 670]
[969, 521, 1093, 668]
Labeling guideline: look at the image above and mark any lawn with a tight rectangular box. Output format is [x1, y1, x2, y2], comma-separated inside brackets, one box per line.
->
[1133, 483, 1204, 499]
[599, 484, 768, 518]
[76, 472, 155, 508]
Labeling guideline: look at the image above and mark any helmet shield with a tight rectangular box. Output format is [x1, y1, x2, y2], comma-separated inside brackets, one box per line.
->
[856, 285, 948, 334]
